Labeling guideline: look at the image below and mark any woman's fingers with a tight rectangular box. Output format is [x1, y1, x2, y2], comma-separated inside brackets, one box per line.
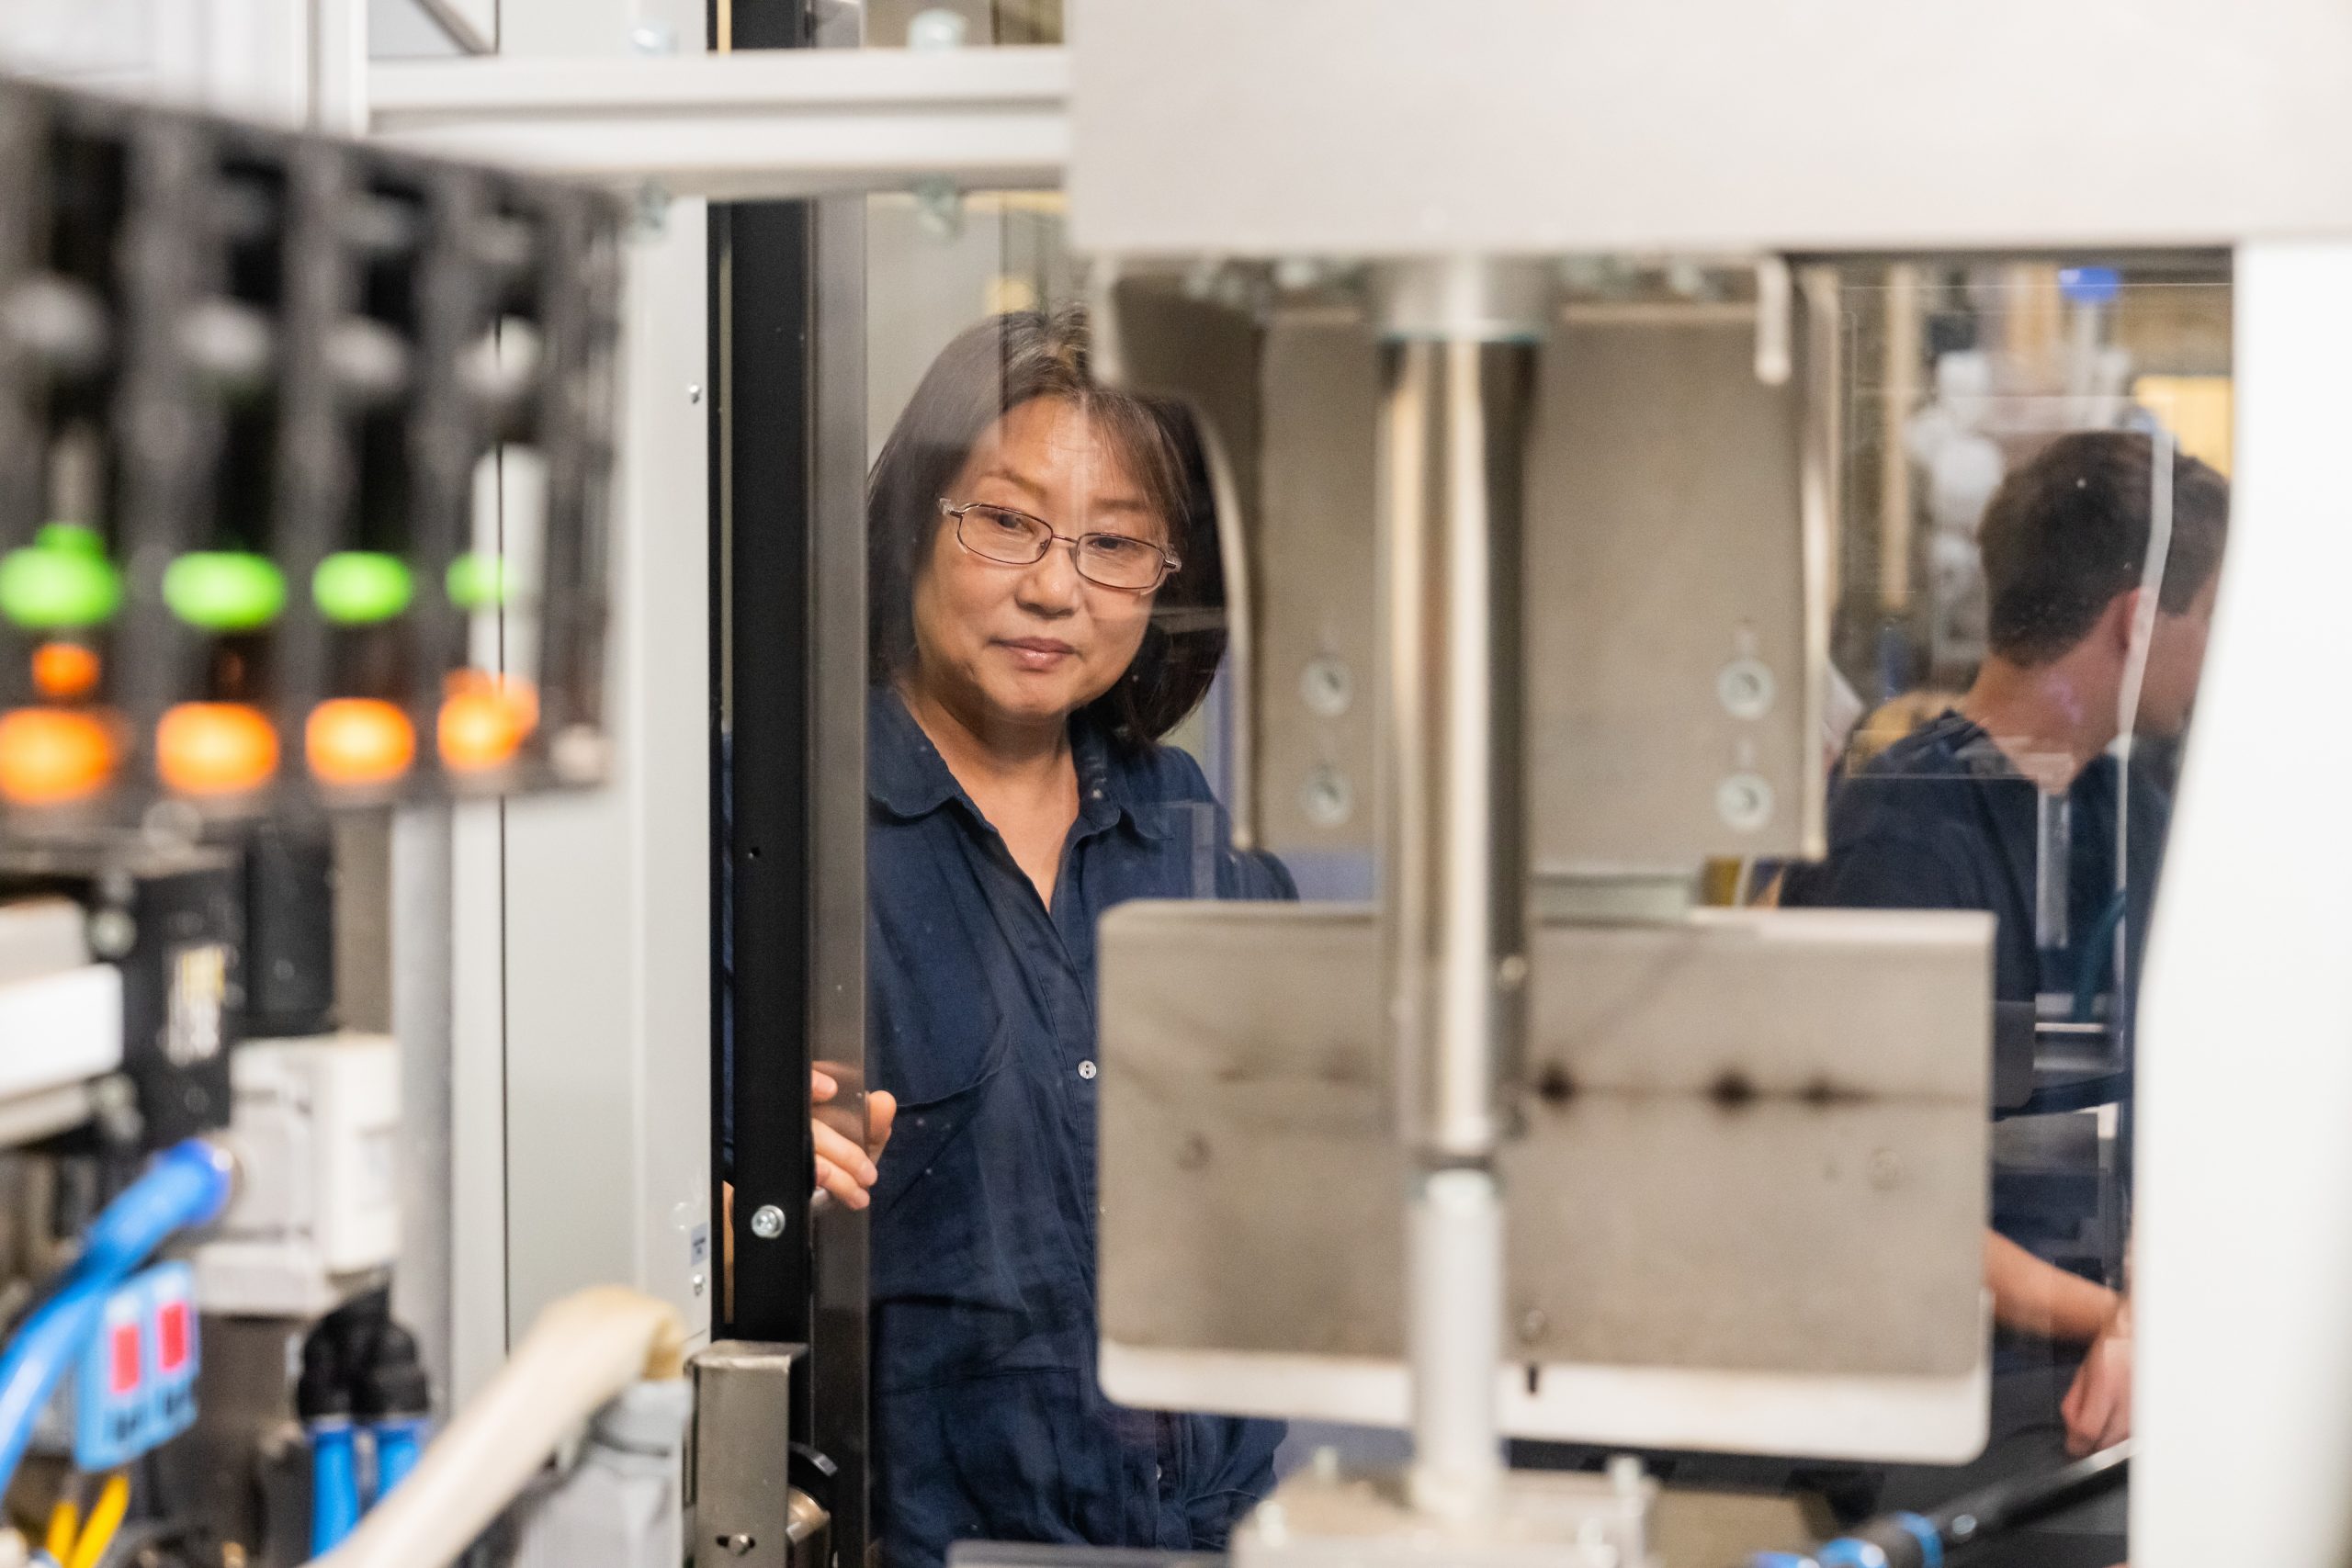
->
[814, 1120, 878, 1190]
[814, 1154, 866, 1210]
[812, 1069, 839, 1103]
[866, 1089, 899, 1156]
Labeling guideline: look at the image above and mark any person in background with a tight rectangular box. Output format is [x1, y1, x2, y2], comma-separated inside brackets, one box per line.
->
[1782, 430, 2226, 1487]
[856, 306, 1289, 1568]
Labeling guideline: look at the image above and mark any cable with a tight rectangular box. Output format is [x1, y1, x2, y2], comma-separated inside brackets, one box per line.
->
[307, 1418, 361, 1557]
[44, 1500, 77, 1563]
[63, 1473, 127, 1568]
[1755, 1443, 2131, 1568]
[300, 1329, 362, 1555]
[302, 1287, 684, 1568]
[0, 1142, 233, 1503]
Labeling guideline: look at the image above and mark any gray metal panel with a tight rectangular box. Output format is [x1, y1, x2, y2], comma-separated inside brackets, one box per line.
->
[1069, 0, 2352, 254]
[1214, 299, 1819, 869]
[1258, 313, 1379, 851]
[1098, 902, 1990, 1378]
[691, 1341, 806, 1568]
[1528, 309, 1814, 868]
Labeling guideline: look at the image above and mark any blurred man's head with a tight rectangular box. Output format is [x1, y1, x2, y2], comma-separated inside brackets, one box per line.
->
[1978, 430, 2229, 740]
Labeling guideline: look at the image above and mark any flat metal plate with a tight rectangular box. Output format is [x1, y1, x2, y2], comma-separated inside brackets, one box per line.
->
[1097, 902, 1994, 1460]
[1114, 289, 1824, 870]
[1070, 0, 2352, 254]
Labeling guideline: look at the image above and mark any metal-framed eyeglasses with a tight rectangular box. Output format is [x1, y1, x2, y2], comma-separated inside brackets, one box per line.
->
[939, 498, 1181, 592]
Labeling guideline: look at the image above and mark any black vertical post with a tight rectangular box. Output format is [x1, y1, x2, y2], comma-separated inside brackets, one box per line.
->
[715, 1, 876, 1565]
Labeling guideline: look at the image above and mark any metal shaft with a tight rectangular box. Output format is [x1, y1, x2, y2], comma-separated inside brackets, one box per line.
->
[1375, 258, 1543, 1519]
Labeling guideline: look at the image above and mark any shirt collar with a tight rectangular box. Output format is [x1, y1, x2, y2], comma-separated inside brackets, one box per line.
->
[867, 686, 1170, 843]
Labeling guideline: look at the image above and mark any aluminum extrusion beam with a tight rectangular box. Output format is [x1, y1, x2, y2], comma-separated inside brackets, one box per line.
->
[368, 47, 1068, 198]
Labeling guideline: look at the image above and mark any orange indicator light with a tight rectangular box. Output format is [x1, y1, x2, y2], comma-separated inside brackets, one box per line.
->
[0, 707, 115, 806]
[156, 703, 279, 795]
[30, 642, 100, 701]
[306, 698, 415, 786]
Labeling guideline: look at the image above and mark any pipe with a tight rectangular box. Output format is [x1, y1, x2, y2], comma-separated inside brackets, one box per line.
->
[303, 1286, 684, 1568]
[1374, 258, 1544, 1520]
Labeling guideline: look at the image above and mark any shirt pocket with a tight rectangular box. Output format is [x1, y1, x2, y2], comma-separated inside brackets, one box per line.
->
[871, 1021, 1016, 1312]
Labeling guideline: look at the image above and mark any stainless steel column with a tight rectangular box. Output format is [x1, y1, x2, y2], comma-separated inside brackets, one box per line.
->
[1374, 258, 1544, 1519]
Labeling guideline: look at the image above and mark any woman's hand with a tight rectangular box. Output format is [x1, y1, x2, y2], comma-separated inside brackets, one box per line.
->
[813, 1068, 898, 1211]
[2062, 1298, 2132, 1457]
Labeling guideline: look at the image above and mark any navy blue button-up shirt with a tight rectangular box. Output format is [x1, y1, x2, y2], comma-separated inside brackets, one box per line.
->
[865, 688, 1290, 1568]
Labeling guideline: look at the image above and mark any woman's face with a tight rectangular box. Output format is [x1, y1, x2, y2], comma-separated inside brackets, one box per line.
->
[909, 397, 1167, 735]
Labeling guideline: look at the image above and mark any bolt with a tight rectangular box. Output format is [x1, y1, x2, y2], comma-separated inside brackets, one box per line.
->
[691, 1271, 707, 1298]
[1715, 658, 1776, 720]
[911, 176, 964, 243]
[632, 183, 673, 240]
[86, 907, 136, 959]
[1272, 257, 1326, 293]
[1518, 1307, 1549, 1345]
[1299, 655, 1353, 717]
[750, 1204, 787, 1240]
[906, 7, 968, 50]
[718, 1534, 756, 1557]
[1299, 766, 1354, 829]
[687, 383, 703, 403]
[92, 1075, 142, 1146]
[1715, 772, 1774, 832]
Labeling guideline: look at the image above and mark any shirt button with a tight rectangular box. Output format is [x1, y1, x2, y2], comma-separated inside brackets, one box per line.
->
[1078, 1059, 1098, 1080]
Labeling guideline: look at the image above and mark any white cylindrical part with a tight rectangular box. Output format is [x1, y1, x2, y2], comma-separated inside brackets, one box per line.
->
[1408, 1167, 1507, 1519]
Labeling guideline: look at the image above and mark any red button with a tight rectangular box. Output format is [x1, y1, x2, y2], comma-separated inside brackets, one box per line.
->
[157, 1300, 189, 1374]
[109, 1323, 140, 1394]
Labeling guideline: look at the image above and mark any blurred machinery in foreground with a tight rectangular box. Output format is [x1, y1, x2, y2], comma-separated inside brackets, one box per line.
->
[0, 70, 619, 837]
[0, 66, 672, 1568]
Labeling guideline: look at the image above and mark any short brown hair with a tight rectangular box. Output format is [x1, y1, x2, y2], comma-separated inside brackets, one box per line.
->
[1979, 430, 2229, 666]
[865, 306, 1226, 749]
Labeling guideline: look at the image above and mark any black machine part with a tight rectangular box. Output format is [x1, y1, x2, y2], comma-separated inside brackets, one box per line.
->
[241, 821, 337, 1039]
[109, 854, 243, 1145]
[1831, 1442, 2130, 1567]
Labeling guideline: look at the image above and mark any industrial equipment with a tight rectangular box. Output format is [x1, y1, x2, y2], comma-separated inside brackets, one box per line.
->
[3, 5, 2342, 1568]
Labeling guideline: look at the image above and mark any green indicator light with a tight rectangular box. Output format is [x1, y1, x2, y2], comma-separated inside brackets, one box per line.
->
[0, 543, 121, 630]
[36, 522, 106, 557]
[314, 551, 414, 625]
[447, 552, 512, 611]
[163, 552, 286, 632]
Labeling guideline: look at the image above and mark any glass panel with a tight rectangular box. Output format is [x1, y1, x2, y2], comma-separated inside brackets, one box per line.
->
[857, 188, 1290, 1568]
[1773, 259, 2231, 1548]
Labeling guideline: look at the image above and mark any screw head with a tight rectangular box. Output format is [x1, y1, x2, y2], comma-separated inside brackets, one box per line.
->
[719, 1533, 756, 1557]
[1299, 766, 1354, 829]
[1299, 655, 1353, 717]
[1715, 772, 1775, 832]
[750, 1203, 787, 1240]
[906, 7, 968, 50]
[687, 383, 703, 404]
[1715, 657, 1776, 720]
[1518, 1307, 1549, 1345]
[86, 907, 136, 958]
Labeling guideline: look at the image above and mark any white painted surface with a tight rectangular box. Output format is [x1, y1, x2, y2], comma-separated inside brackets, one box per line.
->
[2135, 243, 2352, 1565]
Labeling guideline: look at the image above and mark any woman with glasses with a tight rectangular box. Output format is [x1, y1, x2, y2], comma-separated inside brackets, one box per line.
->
[854, 306, 1289, 1568]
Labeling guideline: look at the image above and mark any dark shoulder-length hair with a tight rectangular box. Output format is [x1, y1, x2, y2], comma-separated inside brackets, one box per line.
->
[866, 304, 1227, 750]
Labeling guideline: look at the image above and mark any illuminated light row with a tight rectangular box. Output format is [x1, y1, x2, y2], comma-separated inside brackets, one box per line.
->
[0, 674, 538, 806]
[0, 535, 513, 632]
